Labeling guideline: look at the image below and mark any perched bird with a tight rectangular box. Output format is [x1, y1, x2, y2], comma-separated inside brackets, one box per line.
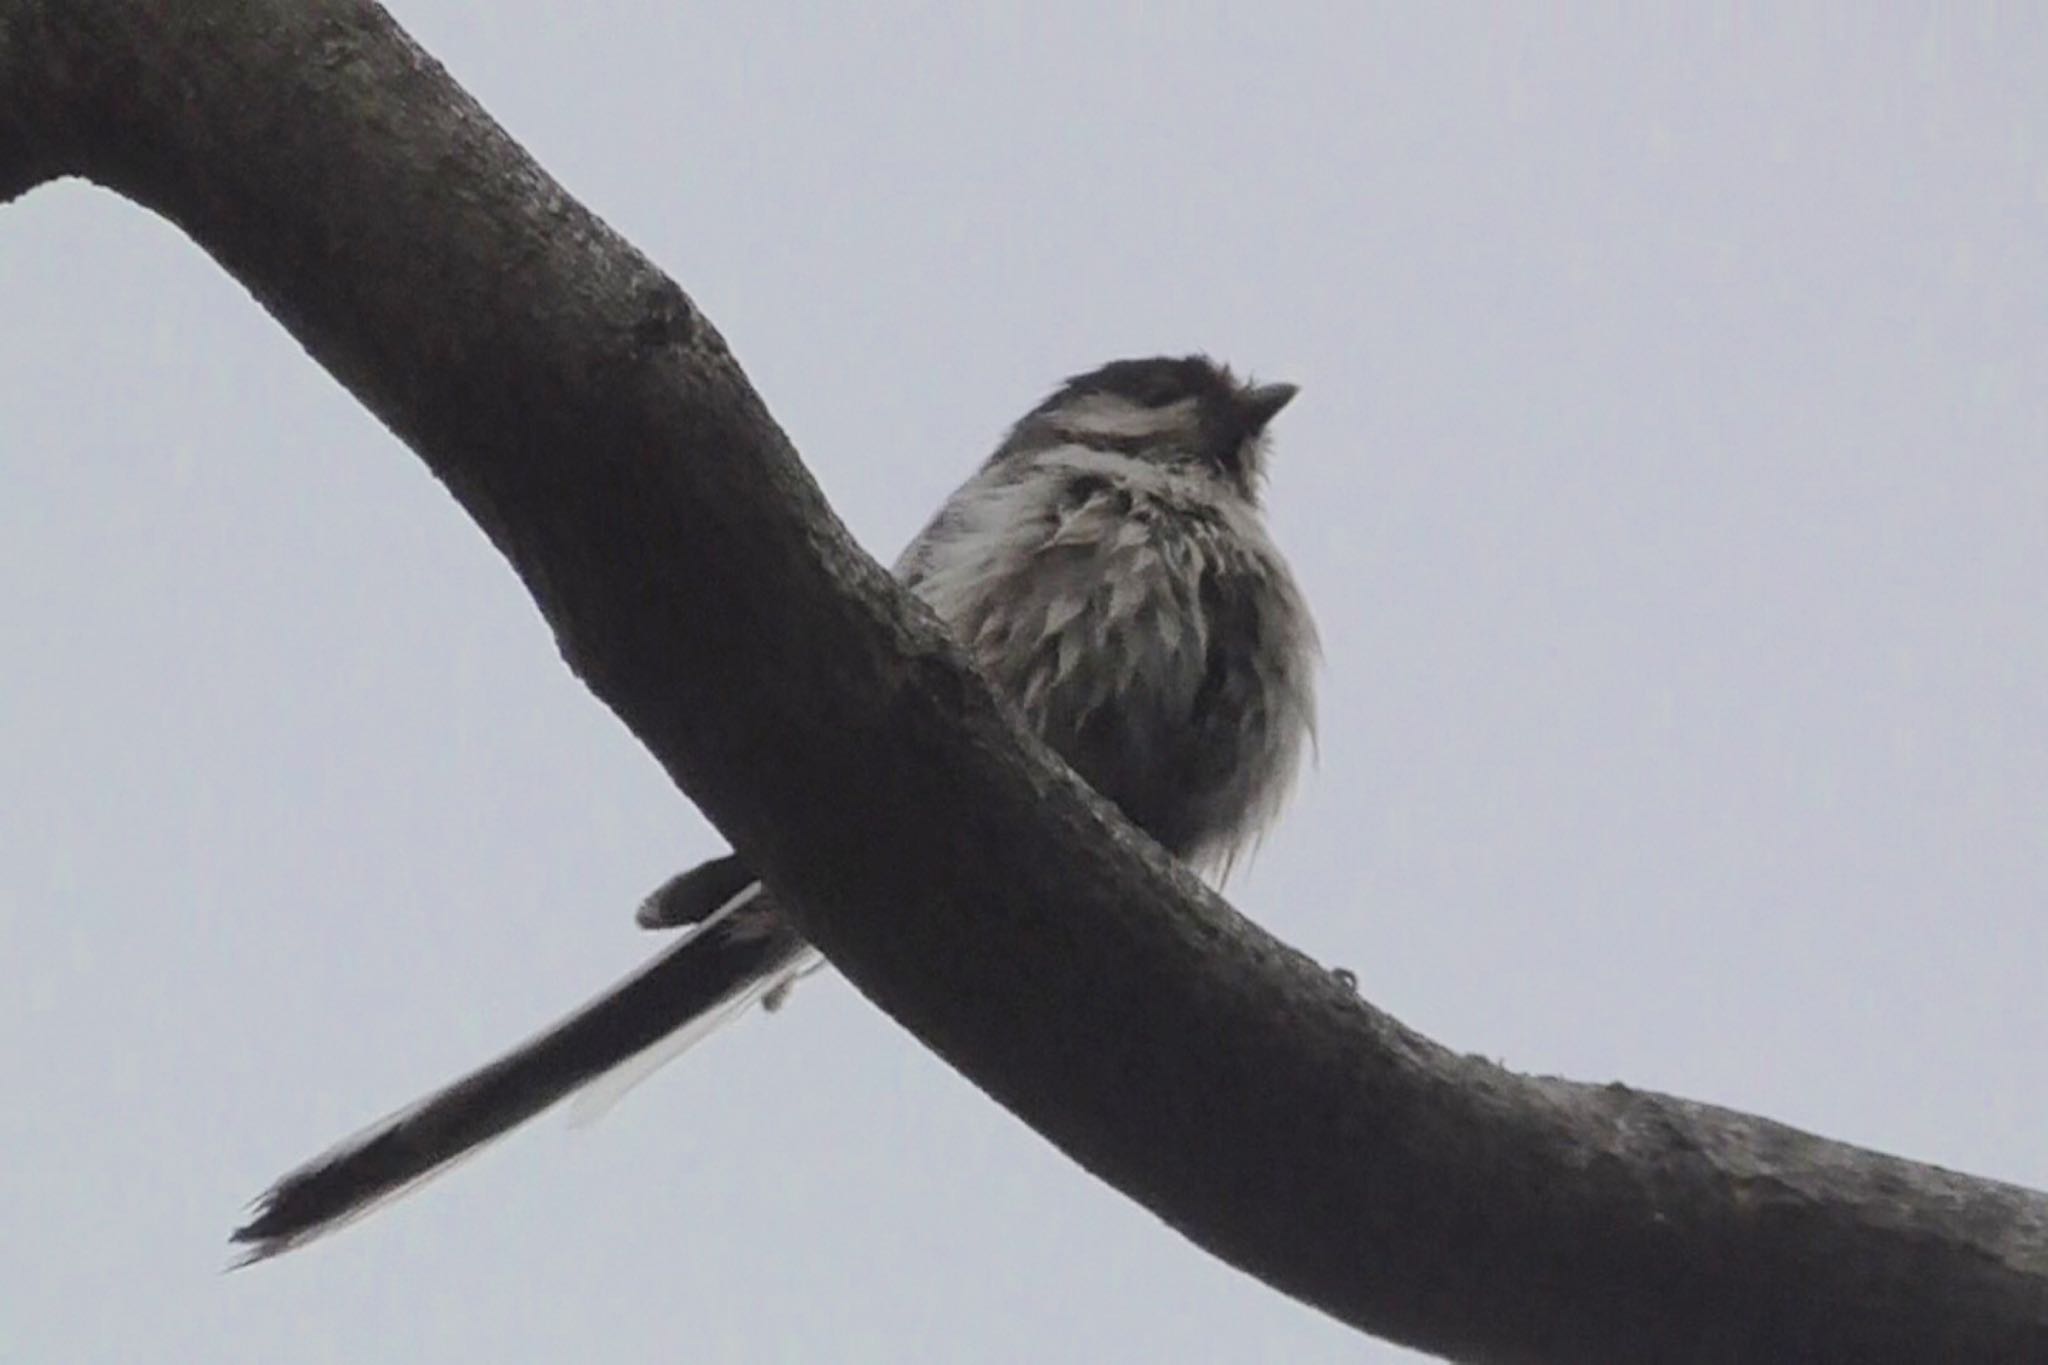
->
[233, 354, 1319, 1260]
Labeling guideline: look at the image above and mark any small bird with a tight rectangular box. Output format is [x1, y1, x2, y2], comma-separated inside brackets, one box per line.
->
[233, 355, 1319, 1260]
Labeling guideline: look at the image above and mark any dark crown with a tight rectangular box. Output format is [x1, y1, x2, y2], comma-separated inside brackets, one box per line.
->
[1027, 354, 1298, 496]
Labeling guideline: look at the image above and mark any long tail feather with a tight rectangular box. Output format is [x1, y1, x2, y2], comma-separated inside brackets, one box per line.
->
[232, 885, 805, 1263]
[567, 942, 820, 1126]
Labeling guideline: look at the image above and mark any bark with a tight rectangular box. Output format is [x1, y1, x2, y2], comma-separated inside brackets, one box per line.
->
[4, 2, 2046, 1360]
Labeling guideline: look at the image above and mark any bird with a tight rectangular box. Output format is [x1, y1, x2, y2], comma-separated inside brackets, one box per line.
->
[232, 354, 1319, 1261]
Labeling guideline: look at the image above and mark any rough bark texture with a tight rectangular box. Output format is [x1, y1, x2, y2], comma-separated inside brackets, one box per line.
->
[5, 3, 2046, 1360]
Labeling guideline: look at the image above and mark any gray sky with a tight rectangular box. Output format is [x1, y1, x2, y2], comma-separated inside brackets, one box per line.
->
[4, 5, 2045, 1361]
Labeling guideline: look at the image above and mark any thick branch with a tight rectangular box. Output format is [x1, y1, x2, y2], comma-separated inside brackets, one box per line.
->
[6, 2, 2047, 1360]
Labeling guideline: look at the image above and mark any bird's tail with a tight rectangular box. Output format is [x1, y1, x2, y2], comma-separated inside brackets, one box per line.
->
[231, 883, 811, 1263]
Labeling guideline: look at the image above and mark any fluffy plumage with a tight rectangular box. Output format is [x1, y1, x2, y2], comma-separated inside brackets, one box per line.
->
[234, 355, 1318, 1260]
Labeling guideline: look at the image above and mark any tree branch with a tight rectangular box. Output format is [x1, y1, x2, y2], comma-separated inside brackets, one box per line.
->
[5, 2, 2045, 1360]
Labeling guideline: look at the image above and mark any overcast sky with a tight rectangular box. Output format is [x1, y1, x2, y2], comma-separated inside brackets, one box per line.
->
[4, 5, 2045, 1362]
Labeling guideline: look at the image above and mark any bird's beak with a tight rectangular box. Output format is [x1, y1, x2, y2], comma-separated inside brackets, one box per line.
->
[1238, 382, 1299, 432]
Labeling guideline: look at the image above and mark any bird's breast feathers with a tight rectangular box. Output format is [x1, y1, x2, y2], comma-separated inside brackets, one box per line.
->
[902, 444, 1315, 869]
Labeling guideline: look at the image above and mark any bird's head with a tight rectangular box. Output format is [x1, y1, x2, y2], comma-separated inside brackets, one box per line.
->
[1001, 354, 1298, 501]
